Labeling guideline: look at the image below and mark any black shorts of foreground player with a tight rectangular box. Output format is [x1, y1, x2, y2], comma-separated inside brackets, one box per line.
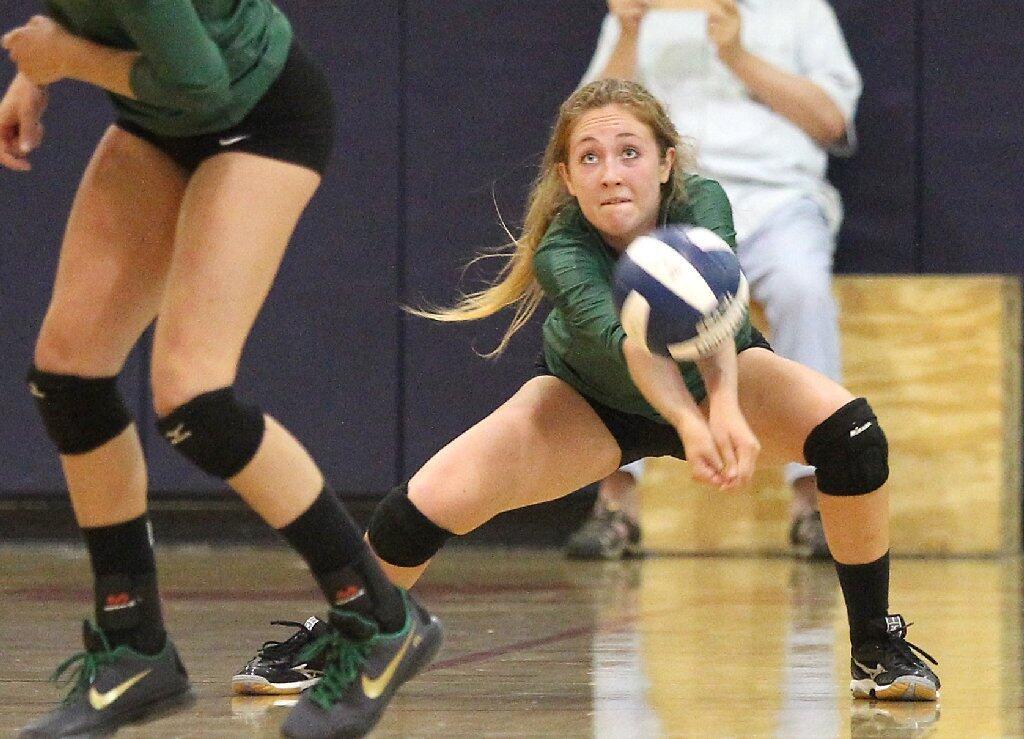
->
[243, 78, 939, 705]
[2, 4, 438, 738]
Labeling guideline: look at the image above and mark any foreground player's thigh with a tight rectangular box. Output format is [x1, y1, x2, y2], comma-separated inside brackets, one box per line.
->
[34, 125, 187, 376]
[734, 348, 854, 465]
[408, 375, 623, 536]
[150, 152, 321, 412]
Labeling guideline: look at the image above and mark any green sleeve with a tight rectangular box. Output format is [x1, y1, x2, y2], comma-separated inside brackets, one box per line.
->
[112, 0, 230, 109]
[533, 236, 626, 360]
[674, 177, 738, 249]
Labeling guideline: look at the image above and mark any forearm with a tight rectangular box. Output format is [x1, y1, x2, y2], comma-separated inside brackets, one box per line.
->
[62, 35, 137, 98]
[623, 337, 703, 426]
[695, 340, 740, 414]
[599, 26, 641, 80]
[723, 48, 846, 146]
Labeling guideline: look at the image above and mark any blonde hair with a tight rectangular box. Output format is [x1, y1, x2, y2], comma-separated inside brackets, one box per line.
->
[411, 78, 695, 356]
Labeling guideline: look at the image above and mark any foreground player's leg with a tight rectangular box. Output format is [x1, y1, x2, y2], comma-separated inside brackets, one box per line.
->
[737, 349, 939, 701]
[151, 152, 440, 737]
[21, 128, 193, 738]
[367, 375, 622, 589]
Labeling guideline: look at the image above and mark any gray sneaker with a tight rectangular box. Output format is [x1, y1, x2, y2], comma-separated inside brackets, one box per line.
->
[20, 621, 193, 737]
[565, 508, 642, 560]
[789, 510, 831, 560]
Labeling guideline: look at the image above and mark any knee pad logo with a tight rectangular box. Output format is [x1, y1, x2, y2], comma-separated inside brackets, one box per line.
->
[163, 423, 193, 446]
[27, 369, 132, 454]
[155, 388, 264, 478]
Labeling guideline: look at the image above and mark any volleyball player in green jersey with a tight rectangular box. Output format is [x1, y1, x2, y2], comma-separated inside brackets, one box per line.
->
[358, 79, 939, 702]
[2, 4, 439, 737]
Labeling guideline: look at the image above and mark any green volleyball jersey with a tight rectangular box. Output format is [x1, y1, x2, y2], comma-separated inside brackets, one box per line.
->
[534, 174, 754, 422]
[45, 0, 293, 136]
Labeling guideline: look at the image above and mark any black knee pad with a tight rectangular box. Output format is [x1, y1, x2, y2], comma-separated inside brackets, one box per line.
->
[367, 484, 454, 567]
[26, 366, 132, 454]
[156, 387, 265, 479]
[803, 397, 889, 495]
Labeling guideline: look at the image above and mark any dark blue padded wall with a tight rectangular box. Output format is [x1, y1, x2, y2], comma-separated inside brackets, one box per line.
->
[917, 1, 1024, 274]
[829, 0, 919, 273]
[399, 1, 606, 474]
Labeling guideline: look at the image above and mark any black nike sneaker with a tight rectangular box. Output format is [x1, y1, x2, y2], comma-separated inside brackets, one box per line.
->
[233, 616, 328, 695]
[281, 590, 442, 739]
[851, 614, 940, 701]
[20, 621, 192, 737]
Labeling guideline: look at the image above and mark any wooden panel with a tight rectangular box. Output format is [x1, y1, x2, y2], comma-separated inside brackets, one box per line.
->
[641, 275, 1022, 556]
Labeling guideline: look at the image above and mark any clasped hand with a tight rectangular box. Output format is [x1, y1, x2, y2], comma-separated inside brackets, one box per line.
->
[676, 403, 759, 491]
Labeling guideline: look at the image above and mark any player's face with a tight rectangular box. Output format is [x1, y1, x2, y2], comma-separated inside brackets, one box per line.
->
[558, 104, 675, 251]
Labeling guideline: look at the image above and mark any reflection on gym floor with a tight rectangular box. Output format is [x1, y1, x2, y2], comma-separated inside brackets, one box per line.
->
[1, 547, 1018, 737]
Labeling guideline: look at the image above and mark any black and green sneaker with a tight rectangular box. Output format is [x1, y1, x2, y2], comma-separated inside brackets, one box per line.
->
[281, 590, 442, 739]
[20, 621, 192, 737]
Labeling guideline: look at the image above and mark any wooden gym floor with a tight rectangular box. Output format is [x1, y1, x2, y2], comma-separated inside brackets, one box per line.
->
[0, 546, 1019, 737]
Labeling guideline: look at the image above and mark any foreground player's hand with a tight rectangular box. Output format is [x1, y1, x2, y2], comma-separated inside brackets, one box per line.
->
[675, 414, 729, 488]
[707, 402, 759, 490]
[0, 73, 47, 171]
[3, 15, 73, 86]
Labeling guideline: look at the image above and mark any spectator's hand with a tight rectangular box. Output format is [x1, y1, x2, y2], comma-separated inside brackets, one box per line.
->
[706, 402, 759, 491]
[706, 0, 744, 65]
[0, 73, 47, 171]
[2, 15, 73, 86]
[608, 0, 651, 33]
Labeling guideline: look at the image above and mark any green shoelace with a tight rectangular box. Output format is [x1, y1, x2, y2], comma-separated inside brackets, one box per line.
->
[51, 627, 119, 704]
[299, 632, 374, 710]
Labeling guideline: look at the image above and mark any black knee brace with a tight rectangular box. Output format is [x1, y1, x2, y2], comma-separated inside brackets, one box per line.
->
[26, 366, 132, 454]
[156, 387, 265, 479]
[803, 397, 889, 495]
[367, 484, 454, 567]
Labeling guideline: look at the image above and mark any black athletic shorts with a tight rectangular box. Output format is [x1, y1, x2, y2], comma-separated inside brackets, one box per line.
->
[536, 327, 773, 466]
[115, 40, 334, 175]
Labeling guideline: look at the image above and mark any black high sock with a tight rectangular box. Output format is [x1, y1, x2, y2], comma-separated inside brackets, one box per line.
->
[278, 487, 406, 633]
[834, 551, 889, 649]
[82, 515, 166, 655]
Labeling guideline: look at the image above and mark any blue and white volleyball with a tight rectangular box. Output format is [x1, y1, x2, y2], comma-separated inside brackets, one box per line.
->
[613, 226, 749, 361]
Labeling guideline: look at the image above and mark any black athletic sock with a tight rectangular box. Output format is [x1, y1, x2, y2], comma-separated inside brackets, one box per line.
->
[834, 551, 889, 649]
[82, 515, 166, 655]
[278, 487, 406, 633]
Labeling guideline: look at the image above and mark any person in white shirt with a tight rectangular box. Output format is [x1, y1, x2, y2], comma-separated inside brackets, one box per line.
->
[565, 0, 862, 561]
